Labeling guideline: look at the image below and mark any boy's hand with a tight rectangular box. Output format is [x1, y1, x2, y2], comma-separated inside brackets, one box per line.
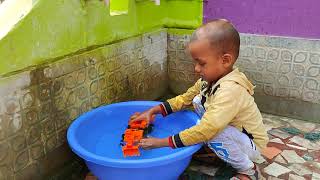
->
[129, 105, 163, 124]
[138, 137, 169, 150]
[129, 112, 143, 121]
[129, 110, 155, 125]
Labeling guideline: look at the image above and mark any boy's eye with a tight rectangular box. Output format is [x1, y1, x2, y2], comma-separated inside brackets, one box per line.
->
[194, 58, 205, 66]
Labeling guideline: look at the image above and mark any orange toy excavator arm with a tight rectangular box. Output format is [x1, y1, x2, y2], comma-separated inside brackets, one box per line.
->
[122, 142, 140, 157]
[129, 120, 148, 129]
[121, 119, 154, 157]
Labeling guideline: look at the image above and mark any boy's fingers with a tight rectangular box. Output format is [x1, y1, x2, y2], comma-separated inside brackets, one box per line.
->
[129, 112, 141, 120]
[139, 139, 151, 145]
[150, 114, 156, 123]
[130, 116, 143, 123]
[130, 113, 139, 118]
[138, 140, 146, 148]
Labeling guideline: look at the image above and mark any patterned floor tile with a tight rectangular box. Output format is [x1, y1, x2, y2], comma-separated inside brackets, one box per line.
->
[281, 150, 306, 164]
[264, 162, 291, 177]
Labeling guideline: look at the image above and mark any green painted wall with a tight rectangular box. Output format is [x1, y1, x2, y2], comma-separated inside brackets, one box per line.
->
[0, 0, 202, 76]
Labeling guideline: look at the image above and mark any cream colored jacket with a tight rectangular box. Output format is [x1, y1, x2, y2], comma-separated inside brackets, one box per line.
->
[165, 68, 269, 150]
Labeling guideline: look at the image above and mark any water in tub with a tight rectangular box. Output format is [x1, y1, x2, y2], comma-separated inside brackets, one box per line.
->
[94, 112, 184, 160]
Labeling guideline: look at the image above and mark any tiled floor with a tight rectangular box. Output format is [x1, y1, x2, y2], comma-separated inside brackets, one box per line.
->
[256, 114, 320, 180]
[85, 113, 320, 180]
[181, 113, 320, 180]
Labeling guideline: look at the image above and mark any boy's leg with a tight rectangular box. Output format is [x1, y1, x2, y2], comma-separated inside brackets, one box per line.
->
[207, 126, 259, 174]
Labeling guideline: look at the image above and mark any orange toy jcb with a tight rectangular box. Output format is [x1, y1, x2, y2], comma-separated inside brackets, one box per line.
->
[120, 119, 154, 157]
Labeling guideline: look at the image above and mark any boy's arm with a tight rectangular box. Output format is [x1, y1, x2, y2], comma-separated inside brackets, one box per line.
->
[168, 85, 242, 148]
[161, 79, 202, 116]
[130, 79, 201, 123]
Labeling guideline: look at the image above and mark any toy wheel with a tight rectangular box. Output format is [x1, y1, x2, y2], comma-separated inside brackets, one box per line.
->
[147, 126, 153, 134]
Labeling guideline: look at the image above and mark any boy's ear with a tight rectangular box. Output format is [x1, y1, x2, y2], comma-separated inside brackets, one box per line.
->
[221, 53, 233, 66]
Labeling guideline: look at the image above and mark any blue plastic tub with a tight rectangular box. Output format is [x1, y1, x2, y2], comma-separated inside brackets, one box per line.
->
[67, 101, 202, 180]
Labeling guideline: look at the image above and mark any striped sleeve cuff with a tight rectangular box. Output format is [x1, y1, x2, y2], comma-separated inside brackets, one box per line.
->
[168, 134, 185, 149]
[160, 101, 173, 116]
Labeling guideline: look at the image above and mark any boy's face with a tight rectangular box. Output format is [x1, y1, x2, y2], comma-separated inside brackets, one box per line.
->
[187, 39, 231, 83]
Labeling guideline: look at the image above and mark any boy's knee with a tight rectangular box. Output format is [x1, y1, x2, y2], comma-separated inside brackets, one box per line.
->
[213, 126, 238, 141]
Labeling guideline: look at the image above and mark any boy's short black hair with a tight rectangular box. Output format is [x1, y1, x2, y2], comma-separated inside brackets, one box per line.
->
[191, 19, 240, 61]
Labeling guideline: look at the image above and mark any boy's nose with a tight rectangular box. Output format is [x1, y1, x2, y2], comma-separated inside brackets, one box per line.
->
[194, 64, 201, 73]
